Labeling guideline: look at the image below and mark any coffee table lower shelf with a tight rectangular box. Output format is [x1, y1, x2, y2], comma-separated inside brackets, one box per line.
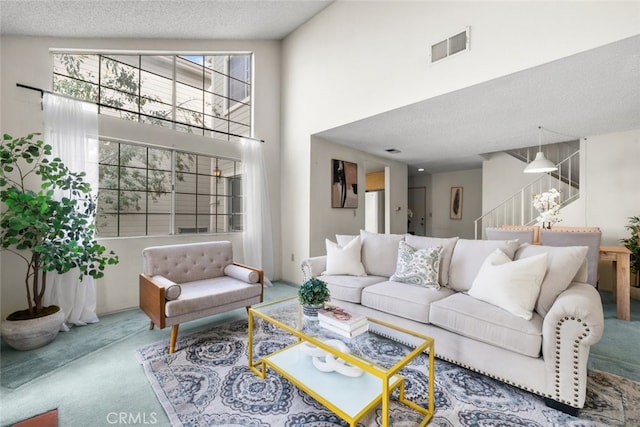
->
[252, 342, 406, 426]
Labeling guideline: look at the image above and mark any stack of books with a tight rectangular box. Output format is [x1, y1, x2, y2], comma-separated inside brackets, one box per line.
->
[318, 306, 369, 338]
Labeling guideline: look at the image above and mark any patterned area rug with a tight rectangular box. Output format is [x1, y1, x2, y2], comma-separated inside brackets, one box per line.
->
[137, 318, 640, 426]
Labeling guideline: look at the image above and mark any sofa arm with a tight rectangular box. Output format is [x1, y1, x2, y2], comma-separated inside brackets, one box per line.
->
[542, 282, 604, 408]
[301, 256, 327, 281]
[231, 262, 264, 302]
[140, 274, 167, 329]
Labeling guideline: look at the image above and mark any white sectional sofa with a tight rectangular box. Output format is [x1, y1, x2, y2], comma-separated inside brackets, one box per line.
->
[301, 230, 604, 414]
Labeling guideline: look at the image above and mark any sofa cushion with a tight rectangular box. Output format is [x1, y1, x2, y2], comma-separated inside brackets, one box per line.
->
[515, 244, 589, 317]
[165, 276, 262, 317]
[324, 236, 366, 276]
[359, 230, 405, 277]
[361, 281, 455, 323]
[390, 241, 442, 289]
[447, 239, 520, 292]
[430, 293, 543, 357]
[468, 250, 548, 320]
[322, 274, 386, 303]
[405, 235, 458, 286]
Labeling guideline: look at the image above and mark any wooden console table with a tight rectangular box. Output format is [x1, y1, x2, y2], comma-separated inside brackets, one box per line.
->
[599, 246, 632, 320]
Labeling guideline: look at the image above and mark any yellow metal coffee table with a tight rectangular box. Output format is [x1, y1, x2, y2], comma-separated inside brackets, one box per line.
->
[248, 297, 435, 426]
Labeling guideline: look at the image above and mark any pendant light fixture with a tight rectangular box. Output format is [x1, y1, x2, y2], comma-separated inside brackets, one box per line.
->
[524, 126, 557, 173]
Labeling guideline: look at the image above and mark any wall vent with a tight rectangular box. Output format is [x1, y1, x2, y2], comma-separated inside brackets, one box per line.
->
[431, 27, 470, 63]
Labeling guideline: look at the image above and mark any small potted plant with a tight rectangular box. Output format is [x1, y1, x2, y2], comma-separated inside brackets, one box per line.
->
[298, 277, 330, 317]
[621, 215, 640, 287]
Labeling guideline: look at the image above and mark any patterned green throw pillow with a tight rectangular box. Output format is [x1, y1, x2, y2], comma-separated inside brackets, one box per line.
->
[390, 241, 443, 289]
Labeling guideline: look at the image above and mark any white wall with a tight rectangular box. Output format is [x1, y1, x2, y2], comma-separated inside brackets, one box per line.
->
[0, 36, 282, 316]
[308, 137, 408, 258]
[280, 1, 640, 282]
[482, 130, 640, 246]
[430, 169, 483, 239]
[583, 130, 640, 245]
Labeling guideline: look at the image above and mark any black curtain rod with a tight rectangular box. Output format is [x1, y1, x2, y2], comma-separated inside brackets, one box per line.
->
[16, 82, 265, 143]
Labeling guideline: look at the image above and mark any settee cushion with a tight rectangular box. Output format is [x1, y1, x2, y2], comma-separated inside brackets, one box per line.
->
[322, 274, 386, 303]
[324, 236, 366, 276]
[361, 281, 455, 323]
[468, 250, 548, 320]
[224, 264, 260, 284]
[143, 240, 233, 283]
[405, 235, 459, 287]
[359, 230, 405, 277]
[447, 239, 520, 292]
[390, 241, 442, 289]
[165, 276, 262, 318]
[515, 244, 589, 317]
[152, 275, 182, 300]
[430, 293, 543, 357]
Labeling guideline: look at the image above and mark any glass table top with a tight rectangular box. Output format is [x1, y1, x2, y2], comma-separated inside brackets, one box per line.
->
[250, 296, 433, 371]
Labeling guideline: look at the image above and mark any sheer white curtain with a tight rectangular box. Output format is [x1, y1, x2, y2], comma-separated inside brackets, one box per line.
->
[42, 93, 100, 330]
[241, 138, 274, 286]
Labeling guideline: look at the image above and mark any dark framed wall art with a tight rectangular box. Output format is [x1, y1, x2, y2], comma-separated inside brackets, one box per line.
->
[331, 159, 358, 208]
[450, 186, 463, 220]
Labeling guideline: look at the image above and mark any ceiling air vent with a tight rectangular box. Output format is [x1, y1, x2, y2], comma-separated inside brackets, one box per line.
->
[431, 27, 470, 63]
[385, 148, 401, 154]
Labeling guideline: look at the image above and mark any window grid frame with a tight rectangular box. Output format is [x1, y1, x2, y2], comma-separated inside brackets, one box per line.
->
[52, 52, 252, 141]
[96, 139, 242, 238]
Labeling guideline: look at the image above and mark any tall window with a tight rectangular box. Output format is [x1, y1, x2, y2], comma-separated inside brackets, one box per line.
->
[52, 53, 252, 141]
[97, 139, 243, 237]
[51, 51, 251, 237]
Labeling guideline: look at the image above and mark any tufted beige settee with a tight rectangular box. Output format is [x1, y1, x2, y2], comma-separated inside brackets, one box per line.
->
[140, 240, 263, 353]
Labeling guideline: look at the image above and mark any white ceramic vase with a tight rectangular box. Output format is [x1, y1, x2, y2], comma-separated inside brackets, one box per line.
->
[302, 304, 323, 318]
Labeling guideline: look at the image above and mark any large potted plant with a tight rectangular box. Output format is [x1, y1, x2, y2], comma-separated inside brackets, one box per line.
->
[0, 133, 119, 350]
[621, 215, 640, 287]
[298, 277, 330, 317]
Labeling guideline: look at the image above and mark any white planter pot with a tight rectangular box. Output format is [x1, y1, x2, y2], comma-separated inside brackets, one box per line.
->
[302, 304, 323, 318]
[1, 307, 65, 351]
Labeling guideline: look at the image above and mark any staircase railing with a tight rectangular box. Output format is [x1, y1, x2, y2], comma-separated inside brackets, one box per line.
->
[474, 151, 579, 239]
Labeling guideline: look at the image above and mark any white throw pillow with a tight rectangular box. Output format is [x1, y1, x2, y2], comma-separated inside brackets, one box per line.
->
[359, 230, 405, 277]
[390, 241, 442, 289]
[468, 249, 548, 320]
[324, 236, 366, 276]
[515, 244, 588, 317]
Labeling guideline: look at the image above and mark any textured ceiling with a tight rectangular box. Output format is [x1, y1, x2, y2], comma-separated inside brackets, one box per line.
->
[318, 34, 640, 174]
[0, 0, 334, 40]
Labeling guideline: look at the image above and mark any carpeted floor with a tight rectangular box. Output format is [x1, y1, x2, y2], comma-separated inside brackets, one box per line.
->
[0, 309, 149, 389]
[1, 283, 638, 426]
[136, 316, 640, 427]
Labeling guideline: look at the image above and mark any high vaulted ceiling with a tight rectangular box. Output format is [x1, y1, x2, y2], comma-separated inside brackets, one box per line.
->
[0, 0, 334, 40]
[318, 34, 640, 174]
[2, 1, 638, 175]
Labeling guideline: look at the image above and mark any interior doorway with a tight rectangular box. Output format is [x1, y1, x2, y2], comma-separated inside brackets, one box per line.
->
[365, 162, 387, 234]
[408, 186, 426, 236]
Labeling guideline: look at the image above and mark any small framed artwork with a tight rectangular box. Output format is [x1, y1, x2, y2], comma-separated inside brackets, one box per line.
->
[331, 159, 358, 208]
[450, 186, 463, 220]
